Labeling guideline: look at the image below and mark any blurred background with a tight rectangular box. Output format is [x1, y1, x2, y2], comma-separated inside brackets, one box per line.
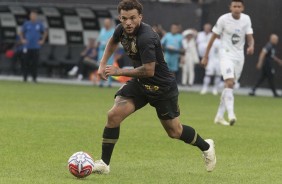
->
[0, 0, 281, 89]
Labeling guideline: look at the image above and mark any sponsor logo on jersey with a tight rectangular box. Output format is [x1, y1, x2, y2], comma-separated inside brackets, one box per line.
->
[231, 34, 240, 45]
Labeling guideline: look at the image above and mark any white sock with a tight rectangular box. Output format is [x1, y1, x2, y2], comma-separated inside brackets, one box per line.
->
[201, 76, 211, 92]
[224, 88, 235, 119]
[213, 76, 221, 92]
[216, 89, 226, 118]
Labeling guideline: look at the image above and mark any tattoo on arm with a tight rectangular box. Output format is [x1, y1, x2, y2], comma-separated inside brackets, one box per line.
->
[135, 66, 148, 77]
[120, 65, 151, 78]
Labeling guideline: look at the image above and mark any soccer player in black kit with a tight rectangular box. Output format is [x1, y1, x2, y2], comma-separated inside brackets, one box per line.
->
[93, 0, 216, 174]
[249, 34, 282, 97]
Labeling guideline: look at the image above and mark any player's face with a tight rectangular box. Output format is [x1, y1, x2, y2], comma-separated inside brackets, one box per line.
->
[171, 25, 178, 34]
[230, 2, 244, 19]
[185, 34, 193, 41]
[88, 38, 95, 47]
[119, 9, 142, 35]
[104, 18, 112, 30]
[30, 12, 37, 22]
[271, 35, 279, 45]
[203, 24, 211, 33]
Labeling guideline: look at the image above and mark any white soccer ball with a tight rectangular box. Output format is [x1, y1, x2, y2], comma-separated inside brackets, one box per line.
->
[68, 151, 95, 178]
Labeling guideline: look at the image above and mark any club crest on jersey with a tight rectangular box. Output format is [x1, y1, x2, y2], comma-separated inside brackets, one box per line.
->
[231, 34, 240, 45]
[131, 40, 137, 53]
[120, 33, 137, 56]
[36, 24, 41, 30]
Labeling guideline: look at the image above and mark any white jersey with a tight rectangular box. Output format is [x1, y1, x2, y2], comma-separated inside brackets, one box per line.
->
[206, 38, 221, 76]
[197, 31, 212, 58]
[209, 38, 220, 61]
[212, 13, 253, 60]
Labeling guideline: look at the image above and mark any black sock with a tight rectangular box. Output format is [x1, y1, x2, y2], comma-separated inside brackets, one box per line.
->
[101, 127, 120, 165]
[179, 125, 210, 151]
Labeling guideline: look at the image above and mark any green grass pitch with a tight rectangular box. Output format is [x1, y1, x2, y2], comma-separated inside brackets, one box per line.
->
[0, 81, 281, 184]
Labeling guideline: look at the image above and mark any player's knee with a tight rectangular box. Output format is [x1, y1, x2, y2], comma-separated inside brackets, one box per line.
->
[106, 110, 122, 127]
[166, 129, 181, 139]
[225, 79, 234, 88]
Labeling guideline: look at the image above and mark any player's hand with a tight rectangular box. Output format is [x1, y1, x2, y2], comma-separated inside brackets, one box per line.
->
[38, 40, 45, 45]
[201, 57, 208, 68]
[256, 63, 262, 70]
[247, 46, 254, 55]
[105, 65, 120, 77]
[21, 39, 27, 44]
[98, 64, 107, 80]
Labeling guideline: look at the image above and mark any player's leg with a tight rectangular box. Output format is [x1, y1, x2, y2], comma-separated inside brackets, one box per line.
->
[201, 75, 211, 95]
[68, 56, 83, 76]
[249, 71, 266, 96]
[214, 88, 229, 125]
[152, 92, 216, 171]
[213, 64, 222, 95]
[103, 96, 135, 161]
[223, 59, 244, 125]
[214, 59, 235, 125]
[160, 118, 216, 172]
[77, 58, 86, 80]
[266, 68, 279, 97]
[187, 58, 195, 86]
[160, 117, 209, 151]
[212, 75, 221, 95]
[93, 96, 135, 174]
[181, 61, 188, 85]
[223, 78, 236, 125]
[201, 61, 213, 94]
[22, 49, 29, 82]
[31, 49, 39, 82]
[94, 80, 148, 174]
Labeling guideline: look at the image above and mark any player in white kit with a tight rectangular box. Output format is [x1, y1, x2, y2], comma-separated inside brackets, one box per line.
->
[201, 0, 254, 126]
[200, 38, 222, 95]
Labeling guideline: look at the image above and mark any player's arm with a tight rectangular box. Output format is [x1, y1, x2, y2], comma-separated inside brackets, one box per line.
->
[201, 33, 218, 67]
[19, 32, 26, 44]
[38, 23, 48, 45]
[39, 30, 48, 45]
[19, 23, 27, 44]
[98, 36, 119, 80]
[105, 62, 155, 78]
[100, 36, 118, 65]
[246, 34, 254, 55]
[256, 49, 267, 69]
[273, 56, 282, 66]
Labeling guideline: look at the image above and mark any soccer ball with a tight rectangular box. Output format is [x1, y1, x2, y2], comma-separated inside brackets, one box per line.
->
[68, 151, 95, 178]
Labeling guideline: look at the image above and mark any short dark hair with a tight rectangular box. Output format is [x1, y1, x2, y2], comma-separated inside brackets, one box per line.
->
[29, 10, 38, 14]
[118, 0, 143, 14]
[231, 0, 244, 4]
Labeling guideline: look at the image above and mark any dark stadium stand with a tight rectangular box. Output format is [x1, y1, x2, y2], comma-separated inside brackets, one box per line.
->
[0, 4, 117, 76]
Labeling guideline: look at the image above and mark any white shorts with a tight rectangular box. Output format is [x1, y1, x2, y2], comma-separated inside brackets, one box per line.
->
[206, 58, 221, 76]
[220, 57, 244, 80]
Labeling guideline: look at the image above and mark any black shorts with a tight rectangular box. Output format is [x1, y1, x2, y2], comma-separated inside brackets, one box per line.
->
[115, 79, 180, 120]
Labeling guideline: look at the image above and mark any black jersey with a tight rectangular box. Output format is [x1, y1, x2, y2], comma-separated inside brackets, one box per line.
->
[112, 23, 175, 90]
[263, 42, 276, 69]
